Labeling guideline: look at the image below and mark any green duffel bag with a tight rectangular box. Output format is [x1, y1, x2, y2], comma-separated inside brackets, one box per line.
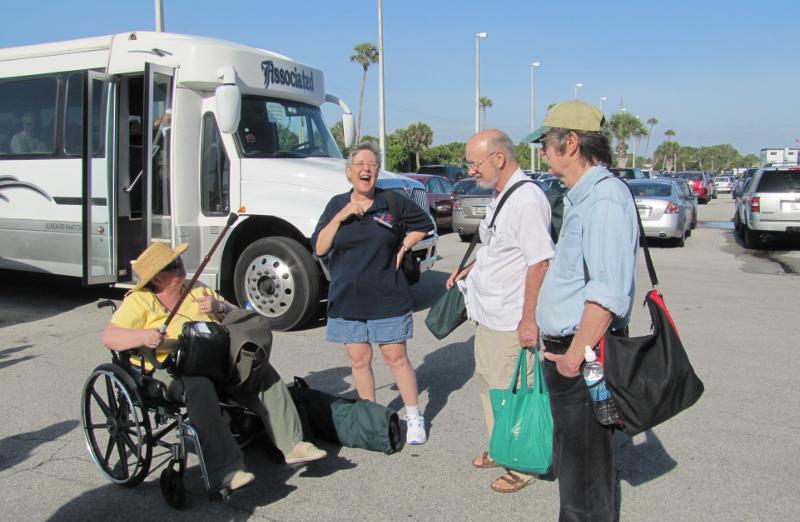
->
[331, 399, 401, 455]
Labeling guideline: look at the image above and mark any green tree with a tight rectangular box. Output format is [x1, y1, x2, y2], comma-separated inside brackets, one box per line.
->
[643, 117, 658, 159]
[479, 96, 493, 130]
[607, 113, 648, 168]
[654, 141, 680, 171]
[400, 122, 434, 171]
[329, 121, 346, 154]
[664, 129, 676, 141]
[423, 141, 466, 166]
[349, 42, 379, 144]
[514, 142, 532, 170]
[385, 129, 411, 172]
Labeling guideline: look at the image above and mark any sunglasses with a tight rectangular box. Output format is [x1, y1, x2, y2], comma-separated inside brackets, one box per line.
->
[161, 257, 183, 272]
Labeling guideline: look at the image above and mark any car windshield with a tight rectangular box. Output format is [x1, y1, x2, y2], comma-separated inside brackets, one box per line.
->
[756, 170, 800, 193]
[611, 168, 636, 179]
[454, 181, 493, 196]
[628, 183, 672, 198]
[235, 96, 342, 159]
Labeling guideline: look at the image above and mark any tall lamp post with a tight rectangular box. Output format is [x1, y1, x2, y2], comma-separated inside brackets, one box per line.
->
[530, 61, 540, 172]
[600, 96, 607, 111]
[574, 82, 583, 99]
[377, 0, 386, 167]
[475, 32, 488, 133]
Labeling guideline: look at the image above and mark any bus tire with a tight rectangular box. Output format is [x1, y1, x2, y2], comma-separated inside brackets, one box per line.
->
[234, 237, 320, 331]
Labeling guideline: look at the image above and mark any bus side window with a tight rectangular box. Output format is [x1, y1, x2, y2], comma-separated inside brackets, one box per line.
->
[0, 76, 58, 156]
[201, 112, 230, 215]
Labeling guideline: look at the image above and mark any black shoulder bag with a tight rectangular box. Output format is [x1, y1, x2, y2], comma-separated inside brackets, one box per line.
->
[589, 177, 705, 437]
[424, 180, 532, 339]
[385, 190, 421, 284]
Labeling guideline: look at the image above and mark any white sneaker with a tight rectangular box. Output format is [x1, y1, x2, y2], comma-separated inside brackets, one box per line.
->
[404, 414, 427, 445]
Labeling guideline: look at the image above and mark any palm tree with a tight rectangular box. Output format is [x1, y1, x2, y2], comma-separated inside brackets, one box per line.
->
[607, 113, 648, 167]
[642, 117, 658, 160]
[350, 43, 379, 143]
[400, 122, 434, 171]
[479, 97, 493, 130]
[665, 128, 676, 141]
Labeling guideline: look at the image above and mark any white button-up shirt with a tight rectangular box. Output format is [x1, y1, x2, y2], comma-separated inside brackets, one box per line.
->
[463, 169, 554, 331]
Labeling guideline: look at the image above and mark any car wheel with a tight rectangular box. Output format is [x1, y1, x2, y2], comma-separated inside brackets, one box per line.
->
[674, 231, 686, 248]
[743, 226, 762, 249]
[234, 237, 320, 331]
[458, 232, 473, 242]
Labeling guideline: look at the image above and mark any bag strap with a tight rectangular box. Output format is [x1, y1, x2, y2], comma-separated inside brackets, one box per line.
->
[508, 348, 531, 392]
[456, 179, 532, 273]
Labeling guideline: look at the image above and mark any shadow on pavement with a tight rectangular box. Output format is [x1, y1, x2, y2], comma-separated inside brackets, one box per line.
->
[615, 429, 677, 486]
[0, 419, 78, 472]
[410, 269, 450, 312]
[0, 344, 38, 371]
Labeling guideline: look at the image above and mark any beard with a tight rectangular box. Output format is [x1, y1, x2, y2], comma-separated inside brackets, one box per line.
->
[476, 175, 500, 190]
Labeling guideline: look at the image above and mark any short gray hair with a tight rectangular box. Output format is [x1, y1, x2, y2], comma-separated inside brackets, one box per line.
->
[346, 142, 382, 170]
[487, 131, 516, 163]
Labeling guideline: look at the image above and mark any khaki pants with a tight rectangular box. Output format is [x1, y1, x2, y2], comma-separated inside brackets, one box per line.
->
[474, 323, 534, 477]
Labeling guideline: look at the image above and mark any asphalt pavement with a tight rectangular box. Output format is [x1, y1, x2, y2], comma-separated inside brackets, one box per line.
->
[0, 195, 798, 521]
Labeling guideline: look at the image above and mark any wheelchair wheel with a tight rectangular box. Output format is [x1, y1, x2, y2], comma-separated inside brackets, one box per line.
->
[82, 363, 152, 487]
[160, 466, 186, 509]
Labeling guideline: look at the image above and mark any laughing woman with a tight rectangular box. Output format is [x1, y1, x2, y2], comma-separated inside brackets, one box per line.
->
[312, 142, 434, 445]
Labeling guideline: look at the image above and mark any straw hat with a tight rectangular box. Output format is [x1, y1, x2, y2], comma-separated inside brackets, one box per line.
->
[131, 242, 189, 292]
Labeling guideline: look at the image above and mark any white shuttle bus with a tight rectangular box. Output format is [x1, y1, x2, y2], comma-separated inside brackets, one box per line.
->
[0, 31, 437, 330]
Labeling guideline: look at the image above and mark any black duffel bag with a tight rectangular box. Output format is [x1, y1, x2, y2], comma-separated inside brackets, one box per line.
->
[172, 321, 231, 382]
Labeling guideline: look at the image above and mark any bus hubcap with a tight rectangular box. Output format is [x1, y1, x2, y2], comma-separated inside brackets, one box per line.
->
[244, 254, 295, 318]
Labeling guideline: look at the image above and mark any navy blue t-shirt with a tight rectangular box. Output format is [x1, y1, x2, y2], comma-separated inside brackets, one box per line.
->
[311, 188, 434, 320]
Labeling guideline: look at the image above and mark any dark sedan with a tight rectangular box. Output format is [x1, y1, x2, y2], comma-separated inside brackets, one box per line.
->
[402, 173, 456, 230]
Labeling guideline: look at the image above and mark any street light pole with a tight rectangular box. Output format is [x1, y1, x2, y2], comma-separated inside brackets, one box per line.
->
[475, 32, 487, 134]
[530, 61, 540, 172]
[600, 96, 607, 111]
[574, 82, 583, 99]
[377, 0, 387, 167]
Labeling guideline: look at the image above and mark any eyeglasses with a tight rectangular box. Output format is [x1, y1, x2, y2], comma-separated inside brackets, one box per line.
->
[161, 257, 183, 272]
[466, 151, 497, 170]
[351, 161, 378, 170]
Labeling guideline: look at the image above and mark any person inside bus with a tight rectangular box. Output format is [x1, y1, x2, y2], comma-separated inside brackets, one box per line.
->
[10, 111, 47, 154]
[102, 242, 327, 492]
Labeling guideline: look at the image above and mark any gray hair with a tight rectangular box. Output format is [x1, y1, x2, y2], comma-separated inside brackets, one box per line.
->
[346, 142, 382, 170]
[487, 131, 516, 163]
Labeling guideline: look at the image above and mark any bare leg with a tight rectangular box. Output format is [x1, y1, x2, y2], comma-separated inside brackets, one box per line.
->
[345, 343, 376, 401]
[379, 342, 418, 407]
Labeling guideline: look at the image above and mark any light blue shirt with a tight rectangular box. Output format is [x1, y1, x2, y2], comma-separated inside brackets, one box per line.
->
[537, 165, 639, 336]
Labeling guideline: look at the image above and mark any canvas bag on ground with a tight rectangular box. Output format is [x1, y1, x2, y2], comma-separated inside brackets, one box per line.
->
[425, 180, 532, 339]
[488, 347, 553, 474]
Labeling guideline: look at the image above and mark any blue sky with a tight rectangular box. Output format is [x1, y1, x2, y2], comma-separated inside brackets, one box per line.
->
[3, 0, 798, 155]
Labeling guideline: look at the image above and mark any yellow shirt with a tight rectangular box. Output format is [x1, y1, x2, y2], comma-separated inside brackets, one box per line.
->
[111, 283, 224, 369]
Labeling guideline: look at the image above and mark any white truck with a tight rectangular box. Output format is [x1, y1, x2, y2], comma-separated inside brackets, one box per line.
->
[0, 31, 437, 330]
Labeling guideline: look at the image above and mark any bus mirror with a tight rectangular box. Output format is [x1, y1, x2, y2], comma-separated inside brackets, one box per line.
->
[216, 66, 241, 134]
[342, 113, 355, 148]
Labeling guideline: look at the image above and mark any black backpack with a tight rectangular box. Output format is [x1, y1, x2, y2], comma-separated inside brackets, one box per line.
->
[542, 182, 567, 244]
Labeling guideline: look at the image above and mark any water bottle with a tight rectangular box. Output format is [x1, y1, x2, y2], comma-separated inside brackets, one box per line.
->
[583, 346, 623, 426]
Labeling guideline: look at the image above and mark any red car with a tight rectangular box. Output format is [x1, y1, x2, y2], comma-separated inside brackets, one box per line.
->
[402, 173, 456, 229]
[675, 172, 714, 203]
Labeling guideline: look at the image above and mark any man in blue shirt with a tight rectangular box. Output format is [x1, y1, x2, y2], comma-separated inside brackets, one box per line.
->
[528, 101, 639, 521]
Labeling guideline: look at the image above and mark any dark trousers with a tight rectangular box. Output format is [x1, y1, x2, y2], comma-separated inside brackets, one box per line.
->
[543, 336, 617, 522]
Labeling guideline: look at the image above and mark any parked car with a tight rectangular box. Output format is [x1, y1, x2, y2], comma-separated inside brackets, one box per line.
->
[732, 168, 758, 199]
[674, 171, 714, 203]
[714, 176, 735, 193]
[417, 164, 468, 184]
[402, 173, 456, 230]
[734, 166, 800, 248]
[609, 167, 646, 180]
[673, 177, 699, 229]
[452, 177, 494, 241]
[627, 179, 693, 246]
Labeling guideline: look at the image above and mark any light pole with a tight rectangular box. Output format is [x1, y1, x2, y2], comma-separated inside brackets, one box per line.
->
[574, 82, 583, 99]
[600, 96, 607, 111]
[475, 32, 488, 134]
[377, 0, 386, 167]
[530, 61, 540, 172]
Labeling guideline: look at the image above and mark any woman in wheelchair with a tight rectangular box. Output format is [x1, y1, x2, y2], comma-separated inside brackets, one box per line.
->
[102, 242, 326, 493]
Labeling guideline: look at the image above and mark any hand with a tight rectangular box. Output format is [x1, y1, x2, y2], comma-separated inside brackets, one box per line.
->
[543, 348, 583, 378]
[445, 266, 469, 289]
[337, 201, 367, 222]
[141, 329, 165, 350]
[395, 245, 407, 270]
[193, 288, 219, 316]
[517, 320, 539, 349]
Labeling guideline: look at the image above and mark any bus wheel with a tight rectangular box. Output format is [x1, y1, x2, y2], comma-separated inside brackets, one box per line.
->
[234, 237, 320, 331]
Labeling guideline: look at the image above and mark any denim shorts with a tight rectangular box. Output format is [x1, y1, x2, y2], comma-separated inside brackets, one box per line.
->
[326, 312, 413, 344]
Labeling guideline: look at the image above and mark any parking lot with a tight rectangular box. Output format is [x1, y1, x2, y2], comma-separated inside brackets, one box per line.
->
[1, 196, 798, 521]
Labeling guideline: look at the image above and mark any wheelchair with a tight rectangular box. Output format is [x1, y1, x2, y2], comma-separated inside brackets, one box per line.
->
[80, 300, 264, 509]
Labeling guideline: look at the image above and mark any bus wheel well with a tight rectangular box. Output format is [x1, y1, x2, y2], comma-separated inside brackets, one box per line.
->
[219, 216, 309, 301]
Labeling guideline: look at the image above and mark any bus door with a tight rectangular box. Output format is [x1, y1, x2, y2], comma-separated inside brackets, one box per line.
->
[143, 63, 175, 245]
[81, 71, 118, 285]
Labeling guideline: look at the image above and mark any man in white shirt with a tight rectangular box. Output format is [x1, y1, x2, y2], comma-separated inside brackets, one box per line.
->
[10, 112, 46, 154]
[446, 129, 553, 493]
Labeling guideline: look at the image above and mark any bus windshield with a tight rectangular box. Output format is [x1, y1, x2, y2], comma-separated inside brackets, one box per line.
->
[235, 96, 342, 159]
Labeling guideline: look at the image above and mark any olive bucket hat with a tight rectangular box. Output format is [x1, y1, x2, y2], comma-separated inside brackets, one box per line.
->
[524, 100, 605, 143]
[131, 241, 189, 292]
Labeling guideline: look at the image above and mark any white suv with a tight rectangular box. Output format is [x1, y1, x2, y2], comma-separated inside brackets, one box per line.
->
[735, 166, 800, 248]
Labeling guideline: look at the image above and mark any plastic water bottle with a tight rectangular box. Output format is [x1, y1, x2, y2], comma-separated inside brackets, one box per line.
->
[583, 346, 623, 426]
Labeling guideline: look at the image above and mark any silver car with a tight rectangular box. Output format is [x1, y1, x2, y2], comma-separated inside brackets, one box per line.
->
[627, 179, 693, 247]
[452, 177, 494, 242]
[735, 166, 800, 249]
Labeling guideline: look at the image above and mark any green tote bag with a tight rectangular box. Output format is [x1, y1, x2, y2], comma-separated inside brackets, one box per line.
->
[488, 347, 553, 474]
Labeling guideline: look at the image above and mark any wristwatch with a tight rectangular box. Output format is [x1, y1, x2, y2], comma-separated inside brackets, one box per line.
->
[402, 245, 411, 253]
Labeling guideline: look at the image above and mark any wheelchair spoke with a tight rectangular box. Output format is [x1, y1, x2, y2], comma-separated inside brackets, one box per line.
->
[90, 389, 111, 417]
[104, 376, 118, 415]
[121, 431, 139, 455]
[103, 436, 115, 465]
[86, 423, 107, 430]
[116, 438, 129, 479]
